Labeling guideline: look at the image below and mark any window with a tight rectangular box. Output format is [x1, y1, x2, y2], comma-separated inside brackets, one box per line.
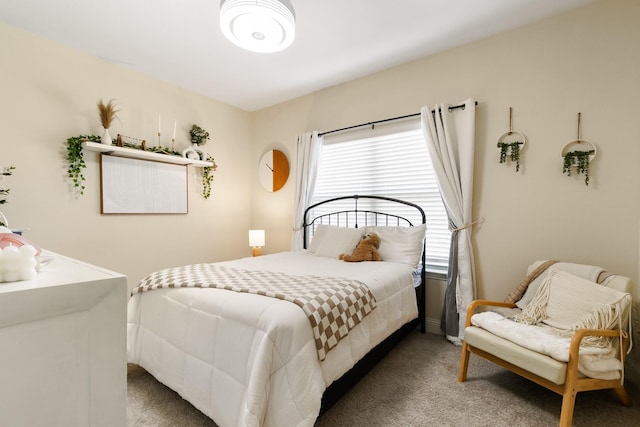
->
[310, 119, 450, 273]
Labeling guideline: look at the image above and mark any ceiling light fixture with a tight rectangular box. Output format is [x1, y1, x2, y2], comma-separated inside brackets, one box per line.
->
[220, 0, 296, 53]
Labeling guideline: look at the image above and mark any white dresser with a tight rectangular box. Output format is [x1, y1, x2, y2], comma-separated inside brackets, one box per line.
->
[0, 251, 127, 427]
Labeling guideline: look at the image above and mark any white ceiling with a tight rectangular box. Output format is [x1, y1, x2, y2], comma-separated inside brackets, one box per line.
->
[1, 0, 594, 112]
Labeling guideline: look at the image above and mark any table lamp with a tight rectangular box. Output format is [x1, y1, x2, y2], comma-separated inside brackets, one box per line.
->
[249, 229, 265, 257]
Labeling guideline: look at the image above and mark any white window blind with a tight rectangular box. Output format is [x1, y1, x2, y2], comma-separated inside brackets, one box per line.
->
[311, 119, 451, 273]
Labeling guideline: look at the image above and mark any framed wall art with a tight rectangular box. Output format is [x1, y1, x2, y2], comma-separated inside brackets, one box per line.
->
[100, 154, 188, 214]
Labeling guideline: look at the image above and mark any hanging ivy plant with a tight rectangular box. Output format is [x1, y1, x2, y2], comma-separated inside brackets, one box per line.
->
[497, 141, 523, 172]
[201, 154, 218, 199]
[189, 124, 217, 198]
[0, 165, 16, 207]
[66, 134, 99, 195]
[563, 150, 594, 186]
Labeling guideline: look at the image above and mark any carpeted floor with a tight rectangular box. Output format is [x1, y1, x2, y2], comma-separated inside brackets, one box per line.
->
[127, 331, 640, 426]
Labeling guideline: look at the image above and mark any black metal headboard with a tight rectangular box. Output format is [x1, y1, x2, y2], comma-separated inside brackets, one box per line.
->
[303, 195, 426, 247]
[303, 195, 426, 333]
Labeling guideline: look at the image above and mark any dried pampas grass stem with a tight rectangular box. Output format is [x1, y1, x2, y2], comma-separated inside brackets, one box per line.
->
[97, 98, 119, 129]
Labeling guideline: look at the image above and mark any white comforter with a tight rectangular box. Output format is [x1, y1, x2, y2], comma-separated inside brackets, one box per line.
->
[127, 251, 418, 427]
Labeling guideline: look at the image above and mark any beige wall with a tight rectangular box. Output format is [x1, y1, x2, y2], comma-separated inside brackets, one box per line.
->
[251, 0, 640, 346]
[0, 23, 253, 293]
[250, 96, 314, 251]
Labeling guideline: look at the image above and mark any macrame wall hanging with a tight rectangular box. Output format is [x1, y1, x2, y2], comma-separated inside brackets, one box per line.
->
[561, 112, 597, 186]
[496, 107, 526, 172]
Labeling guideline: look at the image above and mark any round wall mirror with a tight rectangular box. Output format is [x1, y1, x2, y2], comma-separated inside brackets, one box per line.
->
[259, 149, 289, 192]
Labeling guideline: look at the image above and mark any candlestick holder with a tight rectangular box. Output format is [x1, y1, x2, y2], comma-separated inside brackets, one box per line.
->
[157, 132, 161, 147]
[171, 138, 175, 151]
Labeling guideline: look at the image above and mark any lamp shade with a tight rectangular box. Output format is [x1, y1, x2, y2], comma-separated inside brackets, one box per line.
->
[220, 0, 296, 53]
[249, 229, 265, 247]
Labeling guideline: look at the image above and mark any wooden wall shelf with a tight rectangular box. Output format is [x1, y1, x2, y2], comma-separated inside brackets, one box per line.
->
[82, 141, 213, 167]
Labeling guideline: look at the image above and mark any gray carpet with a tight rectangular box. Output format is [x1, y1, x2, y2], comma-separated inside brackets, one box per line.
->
[127, 331, 640, 426]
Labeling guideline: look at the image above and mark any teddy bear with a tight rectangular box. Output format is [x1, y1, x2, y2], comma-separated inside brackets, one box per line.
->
[339, 232, 382, 262]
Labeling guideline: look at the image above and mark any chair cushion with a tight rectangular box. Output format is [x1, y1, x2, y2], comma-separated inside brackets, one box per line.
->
[464, 326, 567, 385]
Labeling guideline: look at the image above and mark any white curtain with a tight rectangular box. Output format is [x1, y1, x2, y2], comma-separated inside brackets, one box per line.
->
[420, 98, 477, 344]
[290, 131, 323, 251]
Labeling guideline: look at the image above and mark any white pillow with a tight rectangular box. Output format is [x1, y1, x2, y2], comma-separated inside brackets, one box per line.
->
[516, 261, 605, 309]
[307, 224, 329, 253]
[365, 223, 426, 267]
[311, 225, 365, 259]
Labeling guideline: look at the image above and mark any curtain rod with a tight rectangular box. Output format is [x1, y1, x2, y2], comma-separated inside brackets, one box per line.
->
[318, 101, 478, 137]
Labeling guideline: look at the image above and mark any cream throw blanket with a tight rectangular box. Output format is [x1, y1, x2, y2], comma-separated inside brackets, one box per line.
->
[515, 270, 631, 344]
[514, 261, 606, 309]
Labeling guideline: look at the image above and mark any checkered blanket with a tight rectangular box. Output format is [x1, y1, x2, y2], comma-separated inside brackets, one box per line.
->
[132, 264, 377, 361]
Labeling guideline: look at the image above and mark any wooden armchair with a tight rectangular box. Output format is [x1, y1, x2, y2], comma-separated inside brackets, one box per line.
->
[458, 269, 633, 427]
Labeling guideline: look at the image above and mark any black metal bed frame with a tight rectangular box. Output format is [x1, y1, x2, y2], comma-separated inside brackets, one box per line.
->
[304, 195, 425, 244]
[303, 195, 427, 414]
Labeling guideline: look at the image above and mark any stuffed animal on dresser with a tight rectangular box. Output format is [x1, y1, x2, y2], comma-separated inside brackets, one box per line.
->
[339, 232, 382, 262]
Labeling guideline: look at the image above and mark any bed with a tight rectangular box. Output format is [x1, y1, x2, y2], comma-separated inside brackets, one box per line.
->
[127, 195, 426, 427]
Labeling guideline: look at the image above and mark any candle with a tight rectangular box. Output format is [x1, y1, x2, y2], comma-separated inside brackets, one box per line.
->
[158, 114, 161, 133]
[0, 244, 38, 282]
[173, 120, 177, 140]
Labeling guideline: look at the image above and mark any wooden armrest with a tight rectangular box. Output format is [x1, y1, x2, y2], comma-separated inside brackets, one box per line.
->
[465, 300, 517, 327]
[566, 328, 630, 382]
[569, 328, 628, 361]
